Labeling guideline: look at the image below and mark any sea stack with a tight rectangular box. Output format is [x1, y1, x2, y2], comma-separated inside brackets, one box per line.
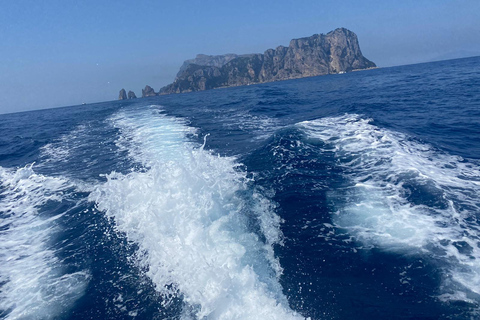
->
[142, 85, 157, 97]
[118, 88, 127, 100]
[128, 91, 137, 99]
[160, 28, 376, 94]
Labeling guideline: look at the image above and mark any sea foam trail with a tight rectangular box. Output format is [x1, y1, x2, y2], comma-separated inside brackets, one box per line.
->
[90, 106, 303, 320]
[0, 165, 89, 319]
[298, 114, 480, 301]
[40, 124, 88, 164]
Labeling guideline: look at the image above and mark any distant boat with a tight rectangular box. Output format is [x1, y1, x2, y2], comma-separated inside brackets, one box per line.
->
[338, 71, 346, 74]
[82, 102, 87, 105]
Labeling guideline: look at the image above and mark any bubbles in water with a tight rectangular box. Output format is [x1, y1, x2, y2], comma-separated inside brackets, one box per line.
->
[91, 106, 303, 319]
[0, 165, 89, 319]
[299, 114, 480, 301]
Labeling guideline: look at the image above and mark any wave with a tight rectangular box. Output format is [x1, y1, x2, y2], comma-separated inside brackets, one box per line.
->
[298, 114, 480, 302]
[90, 106, 303, 319]
[0, 165, 89, 319]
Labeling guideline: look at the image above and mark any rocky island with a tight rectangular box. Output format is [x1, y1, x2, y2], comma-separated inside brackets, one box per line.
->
[119, 28, 376, 98]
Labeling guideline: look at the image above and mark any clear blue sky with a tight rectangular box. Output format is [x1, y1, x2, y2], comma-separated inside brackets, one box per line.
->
[1, 0, 479, 114]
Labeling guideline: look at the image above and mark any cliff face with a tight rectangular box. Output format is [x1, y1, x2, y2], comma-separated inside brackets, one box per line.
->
[160, 28, 375, 94]
[176, 54, 248, 79]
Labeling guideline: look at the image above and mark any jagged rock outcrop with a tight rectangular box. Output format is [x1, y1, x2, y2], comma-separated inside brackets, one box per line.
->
[128, 91, 137, 99]
[160, 28, 376, 94]
[118, 88, 127, 100]
[176, 53, 255, 79]
[142, 85, 157, 97]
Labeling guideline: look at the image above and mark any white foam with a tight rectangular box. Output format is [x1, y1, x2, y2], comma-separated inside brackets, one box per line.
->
[222, 110, 280, 140]
[200, 106, 280, 141]
[39, 121, 114, 173]
[40, 124, 88, 164]
[0, 165, 89, 319]
[299, 114, 480, 300]
[90, 106, 303, 319]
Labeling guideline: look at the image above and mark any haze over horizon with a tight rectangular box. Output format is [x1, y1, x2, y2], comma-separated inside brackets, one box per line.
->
[1, 0, 479, 114]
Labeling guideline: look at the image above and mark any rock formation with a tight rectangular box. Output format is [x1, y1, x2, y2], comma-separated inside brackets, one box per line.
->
[160, 28, 376, 94]
[142, 85, 157, 97]
[176, 53, 255, 79]
[128, 91, 137, 99]
[118, 88, 127, 100]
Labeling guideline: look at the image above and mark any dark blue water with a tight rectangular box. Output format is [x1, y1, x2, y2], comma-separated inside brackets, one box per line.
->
[1, 56, 479, 319]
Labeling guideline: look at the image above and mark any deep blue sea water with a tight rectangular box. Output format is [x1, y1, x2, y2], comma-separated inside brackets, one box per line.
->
[0, 56, 479, 320]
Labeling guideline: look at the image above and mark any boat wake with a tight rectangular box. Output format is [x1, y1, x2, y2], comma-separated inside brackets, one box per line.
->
[298, 114, 480, 303]
[90, 106, 303, 319]
[0, 165, 89, 319]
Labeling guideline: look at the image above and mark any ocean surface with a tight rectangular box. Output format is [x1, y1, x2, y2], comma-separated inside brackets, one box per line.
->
[0, 56, 479, 320]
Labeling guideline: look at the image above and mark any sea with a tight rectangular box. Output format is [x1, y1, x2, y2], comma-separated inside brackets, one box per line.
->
[0, 56, 479, 320]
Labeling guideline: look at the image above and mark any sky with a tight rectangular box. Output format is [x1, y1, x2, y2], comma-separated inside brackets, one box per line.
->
[0, 0, 479, 114]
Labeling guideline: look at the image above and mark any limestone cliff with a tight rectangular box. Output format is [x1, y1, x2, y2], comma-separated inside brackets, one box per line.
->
[175, 53, 256, 79]
[160, 28, 375, 94]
